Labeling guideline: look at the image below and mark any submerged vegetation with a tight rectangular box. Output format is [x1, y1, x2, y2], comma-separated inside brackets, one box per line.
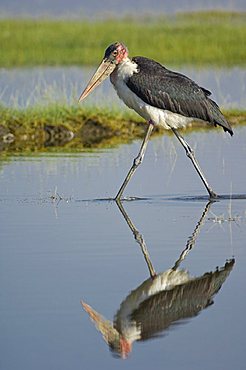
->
[0, 11, 246, 67]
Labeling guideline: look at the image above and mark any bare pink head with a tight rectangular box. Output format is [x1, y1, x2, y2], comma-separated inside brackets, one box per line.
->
[104, 42, 129, 64]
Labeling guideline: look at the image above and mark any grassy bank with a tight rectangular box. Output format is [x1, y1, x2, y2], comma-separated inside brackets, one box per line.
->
[0, 105, 148, 152]
[0, 11, 245, 67]
[0, 105, 245, 153]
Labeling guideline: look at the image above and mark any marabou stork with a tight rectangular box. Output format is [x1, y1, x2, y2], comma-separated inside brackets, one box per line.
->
[79, 42, 233, 200]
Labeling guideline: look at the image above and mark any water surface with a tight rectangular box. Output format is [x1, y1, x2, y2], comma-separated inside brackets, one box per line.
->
[0, 0, 245, 18]
[0, 127, 246, 369]
[1, 66, 245, 109]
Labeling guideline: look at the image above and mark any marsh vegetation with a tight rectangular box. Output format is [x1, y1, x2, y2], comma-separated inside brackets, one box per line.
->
[0, 11, 245, 152]
[0, 11, 245, 68]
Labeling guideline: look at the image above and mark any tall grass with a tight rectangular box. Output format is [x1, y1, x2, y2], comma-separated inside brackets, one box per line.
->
[0, 11, 245, 67]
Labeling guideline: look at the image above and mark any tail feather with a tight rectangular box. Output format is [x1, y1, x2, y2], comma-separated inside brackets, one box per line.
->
[208, 98, 233, 136]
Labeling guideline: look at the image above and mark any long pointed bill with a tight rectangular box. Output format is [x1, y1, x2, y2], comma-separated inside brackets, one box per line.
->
[78, 59, 116, 102]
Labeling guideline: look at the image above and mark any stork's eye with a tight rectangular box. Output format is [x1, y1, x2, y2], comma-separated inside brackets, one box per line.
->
[112, 50, 118, 56]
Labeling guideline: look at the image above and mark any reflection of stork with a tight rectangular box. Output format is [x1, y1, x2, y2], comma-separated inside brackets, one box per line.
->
[81, 201, 235, 359]
[79, 42, 233, 200]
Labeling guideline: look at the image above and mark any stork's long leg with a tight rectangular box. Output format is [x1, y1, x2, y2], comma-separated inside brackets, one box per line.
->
[115, 122, 154, 200]
[171, 128, 217, 198]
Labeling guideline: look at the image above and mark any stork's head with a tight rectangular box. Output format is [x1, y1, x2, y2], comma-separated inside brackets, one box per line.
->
[79, 42, 128, 102]
[104, 42, 129, 65]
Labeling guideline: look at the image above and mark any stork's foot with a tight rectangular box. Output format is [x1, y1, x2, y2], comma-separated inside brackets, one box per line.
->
[209, 190, 218, 200]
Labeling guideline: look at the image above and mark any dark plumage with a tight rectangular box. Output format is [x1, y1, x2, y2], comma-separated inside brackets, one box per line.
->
[130, 259, 235, 341]
[127, 57, 233, 135]
[79, 42, 233, 198]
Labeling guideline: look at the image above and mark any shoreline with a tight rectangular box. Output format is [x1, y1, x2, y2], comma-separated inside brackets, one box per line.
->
[0, 105, 245, 153]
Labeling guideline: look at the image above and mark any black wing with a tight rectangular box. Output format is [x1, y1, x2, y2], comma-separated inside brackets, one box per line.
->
[127, 57, 232, 135]
[130, 259, 234, 340]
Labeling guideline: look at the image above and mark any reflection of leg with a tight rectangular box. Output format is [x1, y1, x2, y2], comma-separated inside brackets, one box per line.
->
[172, 128, 217, 199]
[172, 201, 212, 270]
[115, 122, 154, 200]
[116, 199, 156, 278]
[133, 230, 157, 279]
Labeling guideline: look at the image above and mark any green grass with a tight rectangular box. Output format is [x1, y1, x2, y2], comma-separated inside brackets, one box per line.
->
[0, 11, 245, 67]
[0, 104, 245, 154]
[1, 104, 245, 133]
[0, 104, 147, 153]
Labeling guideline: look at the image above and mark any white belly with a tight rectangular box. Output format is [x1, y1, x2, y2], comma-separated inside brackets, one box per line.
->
[111, 74, 193, 130]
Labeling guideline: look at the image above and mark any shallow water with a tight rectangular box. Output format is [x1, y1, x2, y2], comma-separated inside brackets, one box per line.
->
[0, 0, 245, 18]
[0, 66, 245, 109]
[0, 127, 246, 369]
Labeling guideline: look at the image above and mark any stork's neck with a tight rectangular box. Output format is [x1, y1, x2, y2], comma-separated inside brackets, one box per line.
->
[110, 57, 138, 84]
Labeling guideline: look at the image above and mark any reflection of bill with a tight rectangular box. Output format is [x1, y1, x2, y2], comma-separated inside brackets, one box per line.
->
[81, 201, 235, 359]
